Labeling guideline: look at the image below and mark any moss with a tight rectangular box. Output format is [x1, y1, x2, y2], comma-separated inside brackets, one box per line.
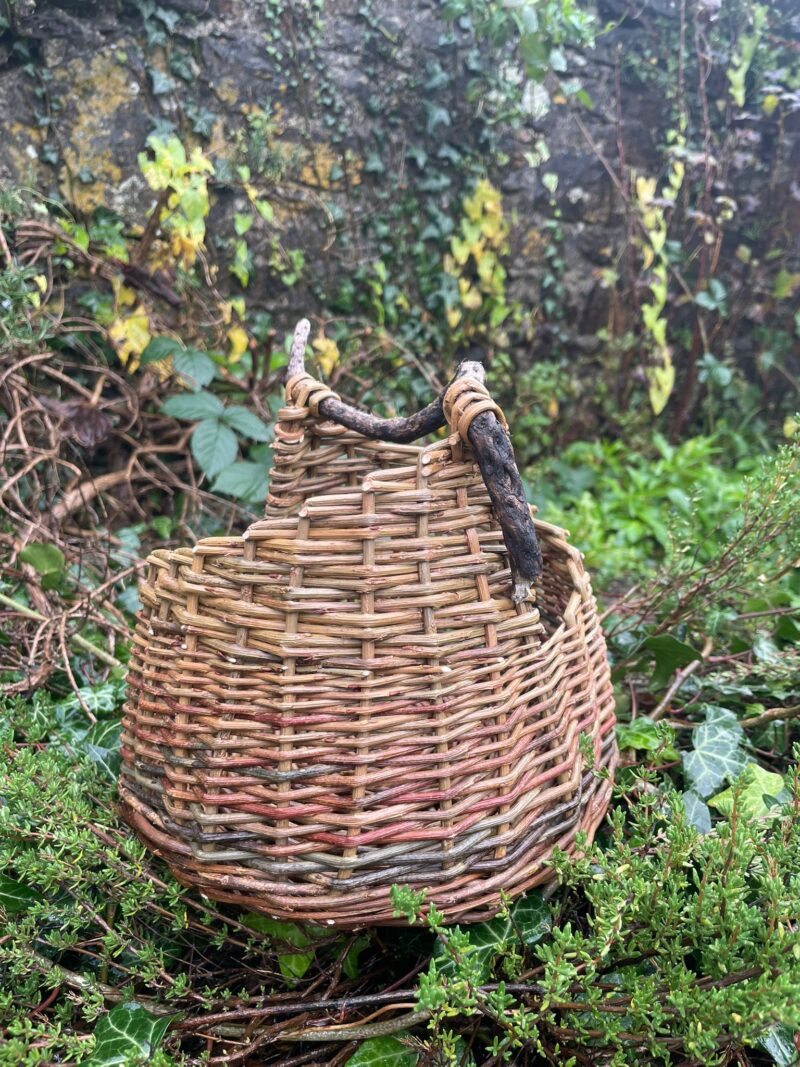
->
[211, 78, 240, 106]
[57, 51, 135, 213]
[299, 142, 359, 189]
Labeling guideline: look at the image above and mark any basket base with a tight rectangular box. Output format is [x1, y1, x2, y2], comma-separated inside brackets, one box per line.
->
[119, 775, 613, 928]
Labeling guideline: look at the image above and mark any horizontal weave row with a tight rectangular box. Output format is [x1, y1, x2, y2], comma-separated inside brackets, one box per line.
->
[121, 380, 616, 926]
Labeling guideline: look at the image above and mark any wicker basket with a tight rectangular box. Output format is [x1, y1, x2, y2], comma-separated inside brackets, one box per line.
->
[121, 336, 617, 927]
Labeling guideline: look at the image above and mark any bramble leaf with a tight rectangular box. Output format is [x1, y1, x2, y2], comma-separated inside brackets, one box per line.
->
[212, 461, 270, 502]
[222, 406, 272, 441]
[161, 391, 224, 420]
[191, 419, 238, 477]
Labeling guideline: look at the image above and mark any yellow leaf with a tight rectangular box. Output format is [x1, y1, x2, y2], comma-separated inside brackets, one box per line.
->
[646, 350, 675, 416]
[446, 306, 462, 329]
[641, 244, 654, 271]
[635, 175, 657, 208]
[226, 325, 249, 363]
[33, 274, 47, 294]
[458, 278, 482, 310]
[218, 300, 233, 325]
[450, 236, 471, 266]
[547, 397, 559, 419]
[313, 335, 340, 377]
[171, 233, 199, 270]
[109, 306, 151, 371]
[111, 278, 137, 307]
[783, 416, 798, 439]
[762, 93, 780, 116]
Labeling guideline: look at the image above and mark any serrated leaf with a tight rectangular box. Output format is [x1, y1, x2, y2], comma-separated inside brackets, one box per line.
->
[708, 763, 785, 820]
[173, 347, 216, 390]
[191, 419, 238, 477]
[643, 634, 702, 688]
[87, 1002, 174, 1066]
[161, 391, 224, 420]
[682, 790, 712, 834]
[19, 543, 65, 576]
[140, 336, 183, 364]
[682, 705, 747, 798]
[0, 875, 40, 915]
[222, 406, 272, 441]
[344, 1035, 418, 1067]
[212, 461, 269, 502]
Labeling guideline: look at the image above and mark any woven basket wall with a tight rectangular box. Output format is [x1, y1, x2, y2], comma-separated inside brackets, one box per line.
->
[120, 373, 617, 927]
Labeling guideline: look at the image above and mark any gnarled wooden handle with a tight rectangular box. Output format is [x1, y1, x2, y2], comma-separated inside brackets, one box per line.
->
[285, 320, 542, 602]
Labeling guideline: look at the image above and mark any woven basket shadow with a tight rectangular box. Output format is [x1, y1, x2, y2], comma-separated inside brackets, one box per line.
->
[121, 339, 617, 927]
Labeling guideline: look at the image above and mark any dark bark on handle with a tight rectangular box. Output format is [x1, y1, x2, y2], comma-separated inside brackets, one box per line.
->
[286, 320, 541, 601]
[313, 394, 446, 443]
[466, 411, 543, 601]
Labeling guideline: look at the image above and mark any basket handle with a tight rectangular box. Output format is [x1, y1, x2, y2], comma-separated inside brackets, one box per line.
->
[284, 320, 542, 602]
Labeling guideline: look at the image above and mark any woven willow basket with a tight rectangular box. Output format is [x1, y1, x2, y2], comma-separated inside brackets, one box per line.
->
[121, 335, 616, 927]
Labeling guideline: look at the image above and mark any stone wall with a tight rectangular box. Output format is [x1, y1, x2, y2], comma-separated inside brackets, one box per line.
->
[1, 0, 798, 422]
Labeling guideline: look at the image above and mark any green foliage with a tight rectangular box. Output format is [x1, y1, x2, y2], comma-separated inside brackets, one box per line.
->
[534, 433, 755, 583]
[2, 2, 800, 1064]
[393, 765, 800, 1065]
[344, 1036, 418, 1067]
[682, 705, 748, 797]
[138, 136, 213, 269]
[86, 1002, 174, 1066]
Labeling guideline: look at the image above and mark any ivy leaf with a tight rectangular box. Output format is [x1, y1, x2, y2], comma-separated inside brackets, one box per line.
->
[344, 1035, 418, 1067]
[254, 198, 274, 223]
[617, 718, 678, 759]
[758, 1023, 800, 1066]
[643, 634, 702, 688]
[0, 874, 40, 915]
[222, 406, 272, 441]
[83, 719, 122, 782]
[242, 914, 318, 981]
[342, 934, 371, 980]
[435, 893, 549, 983]
[646, 351, 675, 416]
[161, 391, 224, 420]
[708, 764, 785, 820]
[55, 681, 126, 720]
[212, 461, 269, 502]
[191, 419, 238, 477]
[512, 891, 551, 946]
[149, 67, 177, 95]
[87, 1002, 174, 1066]
[682, 705, 747, 798]
[173, 347, 216, 390]
[682, 790, 712, 835]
